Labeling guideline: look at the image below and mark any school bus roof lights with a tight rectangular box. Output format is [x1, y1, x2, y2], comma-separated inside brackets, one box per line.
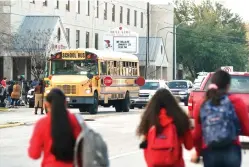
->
[86, 53, 97, 60]
[50, 52, 62, 60]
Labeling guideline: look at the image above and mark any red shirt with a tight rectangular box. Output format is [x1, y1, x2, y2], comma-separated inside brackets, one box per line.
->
[192, 94, 249, 152]
[144, 108, 193, 167]
[28, 112, 81, 167]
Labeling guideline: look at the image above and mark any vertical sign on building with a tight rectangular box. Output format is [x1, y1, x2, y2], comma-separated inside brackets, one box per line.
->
[103, 27, 139, 54]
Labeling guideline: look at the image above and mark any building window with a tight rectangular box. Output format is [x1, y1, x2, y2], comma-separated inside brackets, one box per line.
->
[43, 0, 47, 6]
[120, 6, 123, 23]
[161, 45, 163, 54]
[104, 2, 107, 20]
[112, 5, 115, 22]
[30, 0, 35, 4]
[56, 0, 59, 9]
[57, 28, 61, 42]
[76, 30, 80, 48]
[86, 0, 90, 16]
[66, 28, 70, 45]
[66, 0, 70, 11]
[96, 0, 99, 18]
[127, 8, 130, 25]
[141, 12, 143, 28]
[77, 0, 80, 14]
[95, 33, 99, 49]
[86, 32, 90, 48]
[134, 10, 137, 27]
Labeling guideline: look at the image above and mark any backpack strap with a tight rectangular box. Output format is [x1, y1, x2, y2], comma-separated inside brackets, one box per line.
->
[73, 114, 88, 167]
[74, 113, 89, 133]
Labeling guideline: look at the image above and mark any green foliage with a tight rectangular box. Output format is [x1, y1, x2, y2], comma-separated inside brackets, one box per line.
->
[174, 0, 249, 77]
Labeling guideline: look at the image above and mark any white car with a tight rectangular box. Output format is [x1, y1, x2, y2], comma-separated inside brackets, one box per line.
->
[130, 80, 170, 109]
[27, 88, 35, 108]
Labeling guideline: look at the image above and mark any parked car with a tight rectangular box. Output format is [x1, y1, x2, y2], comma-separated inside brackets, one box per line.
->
[168, 80, 193, 106]
[188, 72, 249, 146]
[193, 72, 208, 89]
[27, 88, 35, 108]
[130, 80, 170, 109]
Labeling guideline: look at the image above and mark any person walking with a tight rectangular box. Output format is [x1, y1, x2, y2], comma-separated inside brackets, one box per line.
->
[11, 81, 21, 108]
[28, 88, 81, 167]
[192, 69, 249, 167]
[137, 88, 193, 167]
[34, 80, 44, 115]
[1, 77, 7, 88]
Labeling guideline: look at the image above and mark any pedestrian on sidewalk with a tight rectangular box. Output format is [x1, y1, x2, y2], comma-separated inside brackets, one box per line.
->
[137, 88, 193, 167]
[1, 77, 7, 88]
[34, 80, 44, 115]
[28, 88, 81, 167]
[11, 81, 21, 108]
[192, 69, 249, 167]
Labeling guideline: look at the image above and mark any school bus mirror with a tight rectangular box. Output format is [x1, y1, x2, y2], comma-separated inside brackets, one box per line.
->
[87, 73, 93, 79]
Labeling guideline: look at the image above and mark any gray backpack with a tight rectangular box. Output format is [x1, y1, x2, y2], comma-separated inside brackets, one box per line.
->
[73, 114, 109, 167]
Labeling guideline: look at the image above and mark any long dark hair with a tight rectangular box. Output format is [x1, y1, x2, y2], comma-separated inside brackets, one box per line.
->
[205, 70, 231, 106]
[46, 88, 75, 161]
[137, 88, 190, 137]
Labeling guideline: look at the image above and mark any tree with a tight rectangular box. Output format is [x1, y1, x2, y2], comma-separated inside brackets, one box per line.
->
[174, 0, 249, 78]
[9, 29, 56, 79]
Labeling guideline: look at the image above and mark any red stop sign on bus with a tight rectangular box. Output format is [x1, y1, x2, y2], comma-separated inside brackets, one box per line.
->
[103, 76, 113, 86]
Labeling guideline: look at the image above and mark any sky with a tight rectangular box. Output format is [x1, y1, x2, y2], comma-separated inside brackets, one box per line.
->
[147, 0, 249, 22]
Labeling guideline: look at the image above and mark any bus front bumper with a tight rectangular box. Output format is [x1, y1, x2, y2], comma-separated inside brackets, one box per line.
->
[66, 96, 94, 107]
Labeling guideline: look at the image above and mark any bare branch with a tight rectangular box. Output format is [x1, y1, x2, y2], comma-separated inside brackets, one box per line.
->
[6, 29, 56, 79]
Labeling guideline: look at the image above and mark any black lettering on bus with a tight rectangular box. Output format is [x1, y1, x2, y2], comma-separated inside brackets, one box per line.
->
[78, 53, 86, 59]
[62, 52, 77, 58]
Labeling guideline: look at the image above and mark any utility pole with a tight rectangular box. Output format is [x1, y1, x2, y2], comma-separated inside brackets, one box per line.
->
[145, 2, 149, 79]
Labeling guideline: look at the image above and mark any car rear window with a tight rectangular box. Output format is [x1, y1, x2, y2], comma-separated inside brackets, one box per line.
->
[168, 81, 187, 89]
[141, 82, 159, 90]
[204, 75, 249, 92]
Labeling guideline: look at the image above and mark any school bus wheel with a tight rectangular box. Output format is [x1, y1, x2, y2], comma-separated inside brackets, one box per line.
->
[88, 91, 98, 115]
[122, 91, 130, 112]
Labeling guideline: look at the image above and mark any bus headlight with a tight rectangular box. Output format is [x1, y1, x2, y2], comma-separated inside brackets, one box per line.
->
[45, 90, 50, 94]
[85, 89, 91, 94]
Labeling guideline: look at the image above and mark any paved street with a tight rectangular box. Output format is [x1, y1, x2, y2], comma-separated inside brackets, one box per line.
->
[1, 105, 249, 167]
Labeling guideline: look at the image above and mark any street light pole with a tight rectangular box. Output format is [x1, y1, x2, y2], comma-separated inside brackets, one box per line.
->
[174, 25, 177, 80]
[174, 21, 186, 80]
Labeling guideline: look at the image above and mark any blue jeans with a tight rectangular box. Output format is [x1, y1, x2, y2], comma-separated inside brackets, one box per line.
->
[202, 145, 241, 167]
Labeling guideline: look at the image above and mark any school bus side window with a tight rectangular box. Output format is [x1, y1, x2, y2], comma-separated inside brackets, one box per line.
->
[100, 61, 107, 75]
[133, 62, 138, 75]
[128, 62, 132, 76]
[107, 61, 110, 75]
[119, 62, 123, 76]
[123, 62, 126, 76]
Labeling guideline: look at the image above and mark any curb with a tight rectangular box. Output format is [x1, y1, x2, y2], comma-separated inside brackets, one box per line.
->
[0, 112, 141, 129]
[0, 108, 10, 112]
[0, 122, 26, 129]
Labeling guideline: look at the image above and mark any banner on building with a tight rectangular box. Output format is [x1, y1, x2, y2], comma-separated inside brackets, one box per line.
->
[103, 27, 139, 54]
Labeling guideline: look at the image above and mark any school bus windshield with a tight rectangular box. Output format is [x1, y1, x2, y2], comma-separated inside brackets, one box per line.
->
[51, 60, 98, 75]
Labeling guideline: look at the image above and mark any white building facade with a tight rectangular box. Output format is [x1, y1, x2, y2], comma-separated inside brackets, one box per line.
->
[0, 0, 174, 81]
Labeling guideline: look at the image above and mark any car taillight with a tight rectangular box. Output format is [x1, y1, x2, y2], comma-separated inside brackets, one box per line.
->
[244, 73, 249, 76]
[188, 92, 194, 118]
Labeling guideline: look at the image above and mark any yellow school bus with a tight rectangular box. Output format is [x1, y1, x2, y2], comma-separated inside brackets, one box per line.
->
[44, 48, 145, 114]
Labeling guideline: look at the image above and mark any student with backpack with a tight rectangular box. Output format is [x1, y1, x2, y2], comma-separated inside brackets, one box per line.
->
[192, 70, 249, 167]
[28, 88, 82, 167]
[28, 88, 109, 167]
[137, 88, 193, 167]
